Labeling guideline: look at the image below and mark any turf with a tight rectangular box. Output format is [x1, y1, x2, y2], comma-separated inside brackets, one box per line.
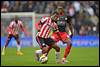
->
[1, 47, 99, 66]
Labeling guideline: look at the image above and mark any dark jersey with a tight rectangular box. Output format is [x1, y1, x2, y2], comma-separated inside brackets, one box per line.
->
[56, 15, 71, 32]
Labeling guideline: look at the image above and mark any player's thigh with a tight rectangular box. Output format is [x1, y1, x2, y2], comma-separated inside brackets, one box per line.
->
[7, 34, 12, 41]
[14, 34, 20, 44]
[36, 36, 48, 49]
[61, 32, 71, 42]
[51, 32, 59, 42]
[45, 38, 55, 46]
[45, 38, 60, 51]
[51, 43, 60, 52]
[14, 34, 19, 40]
[41, 46, 49, 53]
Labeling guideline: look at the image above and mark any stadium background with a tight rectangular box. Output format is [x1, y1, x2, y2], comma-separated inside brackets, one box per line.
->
[1, 1, 99, 66]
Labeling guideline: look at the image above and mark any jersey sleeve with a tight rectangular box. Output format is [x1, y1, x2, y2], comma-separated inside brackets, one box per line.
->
[18, 20, 24, 28]
[40, 17, 48, 24]
[52, 22, 58, 32]
[9, 21, 14, 28]
[18, 20, 25, 32]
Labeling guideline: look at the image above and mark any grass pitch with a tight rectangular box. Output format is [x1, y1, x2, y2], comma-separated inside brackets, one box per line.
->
[1, 47, 99, 66]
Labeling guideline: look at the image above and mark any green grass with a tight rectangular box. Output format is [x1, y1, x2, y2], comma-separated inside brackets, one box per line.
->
[1, 47, 99, 66]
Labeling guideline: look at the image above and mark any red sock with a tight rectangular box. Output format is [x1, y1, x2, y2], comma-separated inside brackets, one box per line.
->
[63, 45, 72, 59]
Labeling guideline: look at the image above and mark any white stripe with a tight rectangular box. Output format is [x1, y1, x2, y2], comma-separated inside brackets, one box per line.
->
[42, 23, 49, 38]
[38, 23, 46, 36]
[45, 28, 50, 38]
[48, 18, 52, 26]
[45, 22, 53, 38]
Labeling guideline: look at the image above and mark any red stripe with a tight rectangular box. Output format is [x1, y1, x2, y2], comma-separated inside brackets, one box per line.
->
[44, 17, 52, 38]
[41, 25, 49, 38]
[44, 27, 50, 38]
[45, 28, 50, 38]
[36, 36, 42, 49]
[38, 17, 52, 38]
[39, 24, 47, 37]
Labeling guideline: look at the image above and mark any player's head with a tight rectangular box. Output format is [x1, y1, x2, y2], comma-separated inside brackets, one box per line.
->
[51, 7, 64, 21]
[14, 16, 19, 24]
[56, 7, 64, 16]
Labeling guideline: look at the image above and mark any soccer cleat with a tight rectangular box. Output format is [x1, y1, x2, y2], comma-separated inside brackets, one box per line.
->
[35, 53, 40, 61]
[1, 51, 5, 56]
[1, 47, 5, 55]
[16, 51, 23, 56]
[61, 58, 69, 64]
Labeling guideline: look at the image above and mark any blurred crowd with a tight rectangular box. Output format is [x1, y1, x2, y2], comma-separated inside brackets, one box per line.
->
[1, 1, 99, 36]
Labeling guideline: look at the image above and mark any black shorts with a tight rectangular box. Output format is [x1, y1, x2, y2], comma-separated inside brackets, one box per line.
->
[7, 34, 19, 41]
[36, 36, 55, 48]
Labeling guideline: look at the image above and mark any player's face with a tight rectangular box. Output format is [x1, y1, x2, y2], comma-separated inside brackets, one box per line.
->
[52, 13, 60, 21]
[14, 16, 19, 24]
[54, 11, 64, 20]
[14, 16, 19, 21]
[54, 14, 59, 20]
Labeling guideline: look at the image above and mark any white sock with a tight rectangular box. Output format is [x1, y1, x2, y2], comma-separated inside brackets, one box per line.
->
[16, 45, 21, 52]
[2, 46, 5, 53]
[36, 49, 42, 55]
[55, 52, 60, 63]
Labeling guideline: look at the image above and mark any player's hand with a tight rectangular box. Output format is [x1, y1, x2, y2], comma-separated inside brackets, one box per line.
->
[70, 34, 73, 38]
[69, 31, 73, 38]
[55, 29, 60, 33]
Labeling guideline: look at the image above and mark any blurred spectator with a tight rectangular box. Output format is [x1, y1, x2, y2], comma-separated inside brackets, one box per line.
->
[90, 15, 99, 26]
[45, 2, 55, 13]
[1, 1, 99, 36]
[73, 1, 81, 13]
[79, 25, 88, 35]
[34, 1, 45, 13]
[67, 2, 75, 17]
[9, 1, 22, 12]
[22, 1, 34, 12]
[1, 1, 9, 12]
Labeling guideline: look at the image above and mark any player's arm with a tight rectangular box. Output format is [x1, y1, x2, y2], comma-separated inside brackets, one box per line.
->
[37, 17, 47, 32]
[37, 21, 43, 32]
[7, 21, 14, 33]
[67, 16, 74, 37]
[19, 22, 28, 36]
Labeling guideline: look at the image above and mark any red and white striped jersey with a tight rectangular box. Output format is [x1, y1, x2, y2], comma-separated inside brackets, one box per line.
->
[7, 20, 24, 35]
[37, 16, 58, 38]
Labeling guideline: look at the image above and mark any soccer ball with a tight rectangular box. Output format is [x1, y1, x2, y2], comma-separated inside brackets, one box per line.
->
[39, 55, 48, 64]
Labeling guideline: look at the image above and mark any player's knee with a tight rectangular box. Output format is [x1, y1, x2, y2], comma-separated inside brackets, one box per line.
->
[65, 39, 72, 46]
[42, 47, 48, 54]
[35, 50, 42, 54]
[56, 46, 60, 52]
[42, 50, 46, 54]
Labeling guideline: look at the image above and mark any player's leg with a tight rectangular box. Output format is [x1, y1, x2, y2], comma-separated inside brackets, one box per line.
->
[35, 36, 48, 61]
[46, 46, 52, 56]
[48, 36, 60, 63]
[57, 32, 72, 64]
[35, 45, 52, 61]
[51, 32, 61, 63]
[14, 34, 23, 55]
[2, 34, 12, 55]
[35, 36, 43, 61]
[51, 42, 60, 63]
[35, 49, 42, 61]
[61, 35, 72, 64]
